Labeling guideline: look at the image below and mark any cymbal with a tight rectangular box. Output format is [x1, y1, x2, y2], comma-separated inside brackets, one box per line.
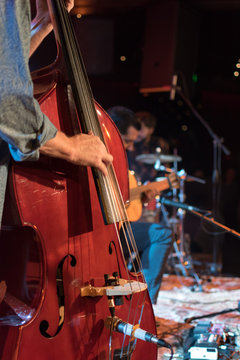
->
[136, 153, 182, 164]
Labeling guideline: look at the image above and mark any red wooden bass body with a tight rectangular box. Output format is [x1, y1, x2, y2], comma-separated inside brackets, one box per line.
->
[0, 58, 157, 358]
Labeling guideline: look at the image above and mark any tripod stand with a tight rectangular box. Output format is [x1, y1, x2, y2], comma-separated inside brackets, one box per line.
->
[161, 168, 203, 291]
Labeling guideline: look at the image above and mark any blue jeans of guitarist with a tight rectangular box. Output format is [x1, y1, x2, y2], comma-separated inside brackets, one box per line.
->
[122, 222, 173, 304]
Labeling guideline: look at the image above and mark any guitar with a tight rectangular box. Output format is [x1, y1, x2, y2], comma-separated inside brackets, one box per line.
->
[126, 170, 175, 221]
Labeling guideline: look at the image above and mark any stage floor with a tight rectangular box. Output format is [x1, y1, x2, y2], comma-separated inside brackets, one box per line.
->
[154, 274, 240, 359]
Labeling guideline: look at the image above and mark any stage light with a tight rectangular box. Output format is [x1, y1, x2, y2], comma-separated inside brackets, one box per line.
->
[120, 56, 126, 62]
[192, 73, 198, 83]
[233, 71, 239, 77]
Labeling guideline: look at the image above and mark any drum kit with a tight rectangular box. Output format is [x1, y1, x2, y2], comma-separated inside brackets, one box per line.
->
[136, 150, 204, 290]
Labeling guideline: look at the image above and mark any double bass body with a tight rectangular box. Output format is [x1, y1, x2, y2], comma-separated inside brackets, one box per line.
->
[0, 0, 157, 358]
[0, 79, 157, 359]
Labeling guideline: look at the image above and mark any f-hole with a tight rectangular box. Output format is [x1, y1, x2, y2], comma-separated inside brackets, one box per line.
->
[39, 254, 76, 338]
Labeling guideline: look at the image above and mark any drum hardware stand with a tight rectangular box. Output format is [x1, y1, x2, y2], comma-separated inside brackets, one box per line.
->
[158, 164, 203, 291]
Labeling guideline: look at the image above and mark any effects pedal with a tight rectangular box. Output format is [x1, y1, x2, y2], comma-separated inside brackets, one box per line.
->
[184, 321, 237, 359]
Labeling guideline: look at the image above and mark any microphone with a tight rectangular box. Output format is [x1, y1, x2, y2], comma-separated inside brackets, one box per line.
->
[105, 316, 172, 349]
[160, 197, 209, 214]
[169, 74, 178, 100]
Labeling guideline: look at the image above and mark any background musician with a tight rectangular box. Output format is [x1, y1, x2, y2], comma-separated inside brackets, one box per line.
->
[108, 105, 179, 304]
[129, 111, 170, 183]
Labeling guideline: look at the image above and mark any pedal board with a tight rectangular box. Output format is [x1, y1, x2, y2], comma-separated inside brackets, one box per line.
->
[183, 321, 238, 359]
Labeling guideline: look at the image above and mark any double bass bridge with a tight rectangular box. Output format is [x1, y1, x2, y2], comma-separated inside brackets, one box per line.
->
[78, 278, 147, 298]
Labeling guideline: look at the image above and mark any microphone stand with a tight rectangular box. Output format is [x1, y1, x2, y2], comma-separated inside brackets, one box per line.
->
[161, 197, 240, 240]
[175, 87, 231, 275]
[188, 209, 240, 241]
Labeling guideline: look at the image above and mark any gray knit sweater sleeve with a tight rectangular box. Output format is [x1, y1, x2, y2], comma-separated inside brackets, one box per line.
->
[0, 0, 57, 162]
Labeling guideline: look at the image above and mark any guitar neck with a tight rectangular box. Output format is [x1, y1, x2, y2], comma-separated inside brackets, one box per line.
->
[130, 178, 169, 202]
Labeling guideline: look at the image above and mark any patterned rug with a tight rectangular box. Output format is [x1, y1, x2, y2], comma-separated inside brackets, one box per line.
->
[153, 274, 240, 359]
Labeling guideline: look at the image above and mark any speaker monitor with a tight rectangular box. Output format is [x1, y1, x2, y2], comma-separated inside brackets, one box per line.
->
[140, 0, 199, 95]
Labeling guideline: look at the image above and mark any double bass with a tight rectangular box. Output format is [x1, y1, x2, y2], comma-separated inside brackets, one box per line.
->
[0, 1, 162, 358]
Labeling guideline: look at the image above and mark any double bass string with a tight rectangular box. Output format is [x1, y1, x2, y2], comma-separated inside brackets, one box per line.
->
[103, 166, 148, 357]
[105, 161, 145, 282]
[50, 0, 149, 355]
[55, 0, 147, 288]
[104, 164, 149, 348]
[62, 0, 148, 346]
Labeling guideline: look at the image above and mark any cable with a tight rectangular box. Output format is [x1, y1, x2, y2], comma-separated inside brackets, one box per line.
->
[166, 343, 174, 360]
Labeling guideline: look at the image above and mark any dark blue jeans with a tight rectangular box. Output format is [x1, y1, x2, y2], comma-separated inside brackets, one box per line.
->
[122, 222, 173, 304]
